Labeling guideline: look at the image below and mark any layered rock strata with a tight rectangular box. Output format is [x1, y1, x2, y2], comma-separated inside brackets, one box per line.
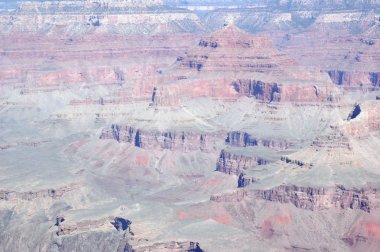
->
[231, 79, 338, 102]
[254, 185, 375, 212]
[212, 185, 378, 213]
[149, 25, 340, 106]
[100, 124, 222, 152]
[133, 241, 204, 252]
[56, 216, 131, 236]
[225, 131, 292, 150]
[0, 184, 80, 201]
[342, 101, 380, 137]
[210, 190, 248, 203]
[216, 149, 268, 175]
[327, 70, 380, 88]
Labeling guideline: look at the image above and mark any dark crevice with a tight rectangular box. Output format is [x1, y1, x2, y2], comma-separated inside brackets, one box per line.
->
[347, 103, 361, 121]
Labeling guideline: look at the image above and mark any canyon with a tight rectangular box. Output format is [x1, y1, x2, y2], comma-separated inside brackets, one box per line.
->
[0, 0, 380, 251]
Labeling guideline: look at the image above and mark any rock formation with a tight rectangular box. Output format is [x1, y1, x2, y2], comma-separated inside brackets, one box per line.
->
[252, 185, 374, 212]
[216, 149, 268, 175]
[132, 241, 204, 252]
[1, 1, 380, 251]
[100, 124, 223, 152]
[225, 131, 293, 150]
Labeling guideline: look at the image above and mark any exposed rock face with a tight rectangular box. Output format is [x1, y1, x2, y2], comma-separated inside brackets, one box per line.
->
[9, 211, 193, 252]
[370, 72, 380, 86]
[0, 0, 199, 35]
[0, 184, 79, 201]
[311, 126, 352, 151]
[237, 173, 256, 188]
[2, 2, 380, 251]
[342, 217, 380, 251]
[150, 25, 340, 106]
[53, 216, 134, 252]
[55, 230, 128, 252]
[280, 156, 308, 168]
[216, 149, 268, 175]
[327, 70, 380, 88]
[111, 217, 131, 232]
[0, 31, 198, 99]
[225, 131, 292, 150]
[253, 185, 375, 212]
[231, 79, 281, 102]
[347, 103, 361, 121]
[55, 216, 65, 227]
[175, 26, 284, 74]
[342, 101, 380, 137]
[56, 217, 112, 236]
[210, 190, 248, 203]
[150, 87, 158, 106]
[328, 70, 346, 85]
[132, 241, 204, 252]
[231, 79, 337, 102]
[100, 124, 222, 152]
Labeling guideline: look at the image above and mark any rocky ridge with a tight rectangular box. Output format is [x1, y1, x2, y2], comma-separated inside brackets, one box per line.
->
[100, 124, 223, 152]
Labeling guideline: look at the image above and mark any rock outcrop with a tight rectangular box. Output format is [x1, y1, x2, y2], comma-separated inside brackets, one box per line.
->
[0, 0, 199, 35]
[342, 217, 380, 251]
[55, 230, 129, 252]
[231, 79, 281, 102]
[56, 217, 115, 236]
[328, 70, 346, 85]
[327, 70, 380, 88]
[210, 190, 248, 203]
[100, 124, 222, 152]
[211, 185, 378, 213]
[149, 25, 340, 106]
[232, 78, 337, 103]
[347, 103, 361, 121]
[253, 185, 374, 212]
[370, 72, 380, 86]
[55, 216, 65, 227]
[216, 149, 268, 175]
[237, 173, 256, 188]
[280, 156, 312, 168]
[132, 241, 204, 252]
[0, 184, 80, 202]
[311, 126, 352, 151]
[111, 217, 132, 232]
[342, 101, 380, 137]
[225, 131, 292, 150]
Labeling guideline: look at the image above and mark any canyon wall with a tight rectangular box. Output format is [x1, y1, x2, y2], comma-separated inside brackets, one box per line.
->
[100, 124, 223, 152]
[225, 131, 293, 150]
[216, 149, 268, 176]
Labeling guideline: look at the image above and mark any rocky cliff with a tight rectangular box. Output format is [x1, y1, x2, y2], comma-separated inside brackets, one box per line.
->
[149, 25, 341, 106]
[132, 241, 204, 252]
[211, 185, 377, 213]
[253, 185, 375, 212]
[231, 79, 281, 102]
[100, 124, 222, 152]
[216, 149, 268, 175]
[328, 70, 380, 88]
[225, 131, 293, 150]
[1, 1, 380, 251]
[210, 189, 248, 203]
[0, 0, 199, 35]
[342, 101, 380, 137]
[311, 125, 352, 151]
[0, 184, 80, 202]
